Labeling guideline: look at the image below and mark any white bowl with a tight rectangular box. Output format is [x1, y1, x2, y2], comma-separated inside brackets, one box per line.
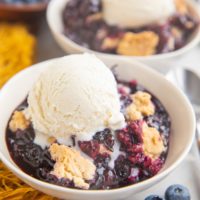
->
[47, 0, 200, 66]
[0, 56, 195, 200]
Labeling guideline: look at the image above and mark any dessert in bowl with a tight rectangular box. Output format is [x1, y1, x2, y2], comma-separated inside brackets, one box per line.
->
[47, 0, 200, 62]
[0, 54, 195, 200]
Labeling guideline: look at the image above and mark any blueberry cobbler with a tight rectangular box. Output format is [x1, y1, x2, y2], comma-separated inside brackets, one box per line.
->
[62, 0, 199, 56]
[6, 54, 170, 190]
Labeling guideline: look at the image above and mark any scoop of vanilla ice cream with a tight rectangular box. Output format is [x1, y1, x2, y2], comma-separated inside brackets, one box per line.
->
[28, 54, 125, 143]
[102, 0, 176, 28]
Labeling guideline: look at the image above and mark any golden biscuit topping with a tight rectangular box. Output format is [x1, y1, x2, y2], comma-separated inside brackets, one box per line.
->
[99, 144, 112, 155]
[101, 37, 120, 50]
[126, 91, 155, 121]
[172, 27, 182, 39]
[142, 123, 164, 159]
[49, 143, 96, 189]
[126, 103, 143, 121]
[132, 91, 155, 116]
[48, 137, 57, 145]
[9, 111, 30, 132]
[86, 13, 103, 23]
[175, 0, 188, 14]
[117, 31, 159, 56]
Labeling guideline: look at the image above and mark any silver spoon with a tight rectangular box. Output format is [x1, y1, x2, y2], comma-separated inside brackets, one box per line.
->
[167, 68, 200, 152]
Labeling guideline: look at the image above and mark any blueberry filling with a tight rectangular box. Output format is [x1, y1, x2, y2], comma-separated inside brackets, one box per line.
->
[62, 0, 199, 55]
[6, 80, 171, 190]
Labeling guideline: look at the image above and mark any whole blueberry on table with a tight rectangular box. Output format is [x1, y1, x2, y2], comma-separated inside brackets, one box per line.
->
[145, 195, 163, 200]
[165, 184, 191, 200]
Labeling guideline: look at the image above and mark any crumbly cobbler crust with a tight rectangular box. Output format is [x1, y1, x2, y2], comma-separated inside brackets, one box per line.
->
[86, 12, 103, 24]
[126, 104, 143, 121]
[142, 123, 164, 159]
[131, 91, 155, 116]
[49, 143, 96, 189]
[126, 91, 155, 121]
[101, 37, 120, 50]
[117, 31, 159, 56]
[175, 0, 188, 14]
[9, 111, 30, 132]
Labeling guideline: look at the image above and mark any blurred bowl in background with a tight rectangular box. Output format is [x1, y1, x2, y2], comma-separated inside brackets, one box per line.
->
[46, 0, 200, 70]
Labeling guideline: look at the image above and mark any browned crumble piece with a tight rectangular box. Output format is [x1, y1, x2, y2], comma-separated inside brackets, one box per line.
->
[142, 123, 164, 159]
[126, 103, 143, 121]
[9, 111, 30, 132]
[86, 13, 103, 24]
[175, 0, 188, 14]
[49, 143, 96, 189]
[101, 37, 120, 50]
[117, 31, 159, 56]
[131, 91, 155, 116]
[126, 91, 155, 121]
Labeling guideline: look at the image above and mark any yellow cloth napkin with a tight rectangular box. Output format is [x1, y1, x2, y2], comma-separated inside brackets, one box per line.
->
[0, 161, 58, 200]
[0, 23, 36, 88]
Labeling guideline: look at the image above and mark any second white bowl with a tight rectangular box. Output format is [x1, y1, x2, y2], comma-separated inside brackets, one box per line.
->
[47, 0, 200, 67]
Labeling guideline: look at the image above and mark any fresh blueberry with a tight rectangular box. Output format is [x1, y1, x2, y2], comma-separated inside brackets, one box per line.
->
[165, 184, 191, 200]
[145, 195, 163, 200]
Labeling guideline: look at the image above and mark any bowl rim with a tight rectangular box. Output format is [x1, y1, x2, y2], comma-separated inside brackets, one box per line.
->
[46, 0, 200, 61]
[0, 57, 196, 195]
